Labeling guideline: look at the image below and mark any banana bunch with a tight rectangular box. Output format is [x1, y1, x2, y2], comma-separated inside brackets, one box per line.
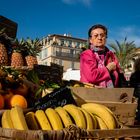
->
[33, 104, 97, 130]
[1, 105, 28, 130]
[1, 103, 119, 131]
[81, 103, 118, 129]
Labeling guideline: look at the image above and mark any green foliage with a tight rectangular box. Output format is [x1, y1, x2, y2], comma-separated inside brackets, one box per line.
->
[26, 69, 60, 98]
[25, 37, 42, 57]
[108, 37, 138, 71]
[11, 38, 26, 53]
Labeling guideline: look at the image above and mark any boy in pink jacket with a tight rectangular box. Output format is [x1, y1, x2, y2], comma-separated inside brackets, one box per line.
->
[80, 24, 124, 88]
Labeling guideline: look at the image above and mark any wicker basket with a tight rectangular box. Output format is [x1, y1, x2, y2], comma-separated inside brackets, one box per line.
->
[0, 125, 140, 140]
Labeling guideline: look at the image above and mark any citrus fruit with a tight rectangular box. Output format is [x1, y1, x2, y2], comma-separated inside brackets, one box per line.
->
[10, 94, 28, 109]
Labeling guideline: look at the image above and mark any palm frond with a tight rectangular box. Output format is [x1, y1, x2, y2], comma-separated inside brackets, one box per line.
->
[108, 37, 137, 71]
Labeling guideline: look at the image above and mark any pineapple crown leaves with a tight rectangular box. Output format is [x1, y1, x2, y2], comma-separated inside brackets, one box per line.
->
[11, 38, 26, 53]
[25, 37, 42, 57]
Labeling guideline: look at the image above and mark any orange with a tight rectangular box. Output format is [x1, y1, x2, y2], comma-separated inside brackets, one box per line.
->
[0, 94, 4, 109]
[10, 94, 28, 109]
[3, 90, 14, 109]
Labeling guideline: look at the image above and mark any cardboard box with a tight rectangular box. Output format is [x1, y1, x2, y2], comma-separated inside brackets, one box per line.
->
[71, 87, 134, 102]
[71, 87, 137, 126]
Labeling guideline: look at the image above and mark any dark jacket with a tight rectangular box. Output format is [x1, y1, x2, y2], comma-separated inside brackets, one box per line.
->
[130, 71, 140, 98]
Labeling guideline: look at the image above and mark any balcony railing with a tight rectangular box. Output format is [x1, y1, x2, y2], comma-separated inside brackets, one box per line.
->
[55, 51, 79, 59]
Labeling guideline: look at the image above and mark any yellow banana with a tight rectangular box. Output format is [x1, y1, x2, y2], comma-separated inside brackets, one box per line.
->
[78, 107, 96, 130]
[35, 110, 52, 130]
[10, 105, 28, 130]
[63, 104, 86, 129]
[55, 106, 73, 127]
[81, 103, 116, 129]
[93, 115, 108, 129]
[89, 112, 97, 129]
[45, 108, 63, 130]
[1, 110, 14, 128]
[25, 111, 39, 130]
[104, 106, 120, 128]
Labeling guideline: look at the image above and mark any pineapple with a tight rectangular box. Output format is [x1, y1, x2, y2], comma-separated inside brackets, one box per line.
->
[11, 38, 25, 67]
[0, 43, 8, 65]
[25, 38, 42, 68]
[25, 55, 38, 68]
[0, 28, 9, 66]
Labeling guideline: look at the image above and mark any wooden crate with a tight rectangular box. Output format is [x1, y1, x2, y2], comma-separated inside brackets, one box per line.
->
[34, 63, 63, 84]
[0, 87, 139, 140]
[71, 87, 137, 126]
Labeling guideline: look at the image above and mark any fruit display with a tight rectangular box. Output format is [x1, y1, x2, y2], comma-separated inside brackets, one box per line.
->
[0, 103, 120, 131]
[0, 66, 63, 110]
[0, 66, 32, 109]
[0, 65, 131, 133]
[0, 29, 42, 68]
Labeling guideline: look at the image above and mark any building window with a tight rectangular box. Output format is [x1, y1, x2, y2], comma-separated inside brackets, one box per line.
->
[70, 49, 74, 57]
[60, 39, 64, 46]
[42, 48, 48, 59]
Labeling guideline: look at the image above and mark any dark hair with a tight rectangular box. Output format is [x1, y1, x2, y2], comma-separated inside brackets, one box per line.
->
[88, 24, 108, 38]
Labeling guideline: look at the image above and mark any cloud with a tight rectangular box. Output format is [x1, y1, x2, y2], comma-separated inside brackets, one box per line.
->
[61, 0, 92, 7]
[108, 26, 140, 47]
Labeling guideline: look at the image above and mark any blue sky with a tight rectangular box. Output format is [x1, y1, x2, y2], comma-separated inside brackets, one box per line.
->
[1, 0, 140, 46]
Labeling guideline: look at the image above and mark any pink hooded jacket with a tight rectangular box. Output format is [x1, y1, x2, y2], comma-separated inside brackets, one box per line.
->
[80, 48, 122, 87]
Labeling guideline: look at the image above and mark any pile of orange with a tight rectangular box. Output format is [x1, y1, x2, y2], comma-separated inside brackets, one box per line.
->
[4, 90, 28, 109]
[10, 94, 28, 109]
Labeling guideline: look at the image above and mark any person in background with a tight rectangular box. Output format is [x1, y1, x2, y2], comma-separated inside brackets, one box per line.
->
[80, 24, 125, 88]
[129, 58, 140, 125]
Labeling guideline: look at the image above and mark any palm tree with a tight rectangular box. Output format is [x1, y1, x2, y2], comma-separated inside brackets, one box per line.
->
[108, 37, 139, 71]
